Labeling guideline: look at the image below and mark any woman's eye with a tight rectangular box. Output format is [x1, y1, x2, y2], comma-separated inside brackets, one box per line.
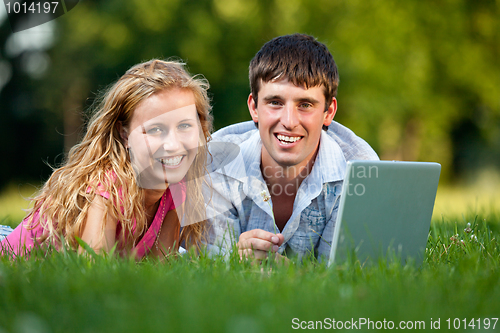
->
[146, 127, 162, 135]
[178, 123, 192, 130]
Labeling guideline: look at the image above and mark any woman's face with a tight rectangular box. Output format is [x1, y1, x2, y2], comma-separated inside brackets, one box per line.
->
[125, 88, 200, 189]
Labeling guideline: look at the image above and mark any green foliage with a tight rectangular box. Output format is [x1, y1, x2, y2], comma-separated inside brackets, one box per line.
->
[0, 0, 499, 186]
[1, 212, 499, 332]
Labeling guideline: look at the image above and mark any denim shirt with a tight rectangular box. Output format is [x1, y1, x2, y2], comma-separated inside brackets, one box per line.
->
[206, 120, 379, 261]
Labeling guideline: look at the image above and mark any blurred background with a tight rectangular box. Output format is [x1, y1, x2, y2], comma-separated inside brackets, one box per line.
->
[0, 0, 499, 223]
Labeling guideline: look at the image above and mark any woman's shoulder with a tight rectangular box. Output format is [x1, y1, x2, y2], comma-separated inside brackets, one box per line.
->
[86, 170, 121, 199]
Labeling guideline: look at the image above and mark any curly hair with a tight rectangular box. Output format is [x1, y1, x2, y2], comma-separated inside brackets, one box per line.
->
[24, 59, 212, 254]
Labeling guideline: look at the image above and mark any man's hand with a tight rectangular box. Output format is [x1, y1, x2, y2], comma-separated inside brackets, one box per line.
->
[237, 229, 285, 260]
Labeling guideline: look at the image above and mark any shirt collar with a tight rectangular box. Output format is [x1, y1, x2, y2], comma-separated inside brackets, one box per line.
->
[213, 129, 346, 184]
[212, 130, 262, 183]
[314, 130, 347, 184]
[291, 131, 346, 216]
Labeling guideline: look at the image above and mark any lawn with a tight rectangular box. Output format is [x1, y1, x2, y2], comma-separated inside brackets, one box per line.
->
[0, 185, 499, 332]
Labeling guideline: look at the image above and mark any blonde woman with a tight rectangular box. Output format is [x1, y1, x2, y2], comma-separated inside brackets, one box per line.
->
[1, 59, 212, 258]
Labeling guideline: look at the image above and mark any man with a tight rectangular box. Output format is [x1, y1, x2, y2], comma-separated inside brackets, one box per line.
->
[207, 34, 378, 261]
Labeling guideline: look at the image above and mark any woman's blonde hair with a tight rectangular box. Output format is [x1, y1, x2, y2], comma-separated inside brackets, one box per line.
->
[25, 59, 212, 253]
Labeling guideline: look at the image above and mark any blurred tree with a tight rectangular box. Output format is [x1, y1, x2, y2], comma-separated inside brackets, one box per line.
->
[0, 0, 498, 189]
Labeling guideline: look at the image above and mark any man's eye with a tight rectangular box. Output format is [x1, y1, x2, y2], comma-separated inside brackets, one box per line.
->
[269, 101, 282, 106]
[299, 103, 313, 109]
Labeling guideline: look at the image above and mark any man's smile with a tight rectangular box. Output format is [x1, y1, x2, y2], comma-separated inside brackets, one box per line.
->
[275, 134, 303, 145]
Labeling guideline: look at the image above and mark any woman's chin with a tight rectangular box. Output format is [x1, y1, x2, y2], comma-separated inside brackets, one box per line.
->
[135, 168, 185, 189]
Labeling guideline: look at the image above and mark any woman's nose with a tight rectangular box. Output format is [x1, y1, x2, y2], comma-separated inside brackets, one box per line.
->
[163, 131, 181, 151]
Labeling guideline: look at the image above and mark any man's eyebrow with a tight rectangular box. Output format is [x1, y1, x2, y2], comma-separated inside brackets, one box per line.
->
[295, 97, 321, 104]
[262, 95, 283, 102]
[262, 95, 321, 105]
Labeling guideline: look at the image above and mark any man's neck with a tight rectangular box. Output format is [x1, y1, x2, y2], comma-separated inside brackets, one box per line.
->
[260, 146, 319, 231]
[260, 150, 318, 191]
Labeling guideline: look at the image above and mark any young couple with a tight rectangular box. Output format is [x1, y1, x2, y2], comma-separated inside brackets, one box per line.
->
[0, 34, 378, 261]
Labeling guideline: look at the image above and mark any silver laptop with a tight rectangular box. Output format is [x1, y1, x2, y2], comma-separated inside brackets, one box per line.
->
[328, 160, 441, 266]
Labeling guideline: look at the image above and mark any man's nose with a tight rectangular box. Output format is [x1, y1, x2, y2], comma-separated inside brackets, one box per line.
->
[280, 104, 299, 129]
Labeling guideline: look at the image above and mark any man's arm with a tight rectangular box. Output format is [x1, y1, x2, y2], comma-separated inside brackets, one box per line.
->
[327, 120, 379, 161]
[204, 175, 241, 256]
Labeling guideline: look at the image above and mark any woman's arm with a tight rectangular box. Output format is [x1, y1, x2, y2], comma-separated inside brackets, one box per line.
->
[80, 195, 118, 254]
[149, 208, 180, 258]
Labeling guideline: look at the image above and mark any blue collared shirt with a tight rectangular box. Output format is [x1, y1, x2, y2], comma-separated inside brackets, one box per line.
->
[206, 120, 378, 261]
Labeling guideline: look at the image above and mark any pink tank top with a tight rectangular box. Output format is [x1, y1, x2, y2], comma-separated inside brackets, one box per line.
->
[0, 181, 186, 258]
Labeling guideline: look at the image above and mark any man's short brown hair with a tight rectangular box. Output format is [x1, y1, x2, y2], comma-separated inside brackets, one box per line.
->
[249, 34, 339, 109]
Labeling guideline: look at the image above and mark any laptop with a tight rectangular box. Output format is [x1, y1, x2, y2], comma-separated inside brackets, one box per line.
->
[328, 160, 441, 266]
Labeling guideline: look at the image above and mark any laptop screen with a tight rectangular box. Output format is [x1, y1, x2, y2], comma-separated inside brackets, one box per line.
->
[329, 161, 441, 266]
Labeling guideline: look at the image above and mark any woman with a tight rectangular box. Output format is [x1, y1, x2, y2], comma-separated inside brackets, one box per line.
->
[0, 59, 212, 258]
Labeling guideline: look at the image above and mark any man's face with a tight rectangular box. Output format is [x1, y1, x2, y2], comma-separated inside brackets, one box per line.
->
[125, 88, 200, 189]
[248, 79, 336, 170]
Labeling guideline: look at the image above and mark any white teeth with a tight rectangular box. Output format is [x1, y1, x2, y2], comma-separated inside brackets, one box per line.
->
[159, 156, 183, 166]
[277, 134, 301, 144]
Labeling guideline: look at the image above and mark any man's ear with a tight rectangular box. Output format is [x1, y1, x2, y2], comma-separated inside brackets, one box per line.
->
[323, 97, 337, 127]
[117, 121, 129, 148]
[247, 93, 259, 123]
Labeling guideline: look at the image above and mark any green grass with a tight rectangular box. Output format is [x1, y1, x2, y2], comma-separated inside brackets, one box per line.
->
[1, 211, 499, 333]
